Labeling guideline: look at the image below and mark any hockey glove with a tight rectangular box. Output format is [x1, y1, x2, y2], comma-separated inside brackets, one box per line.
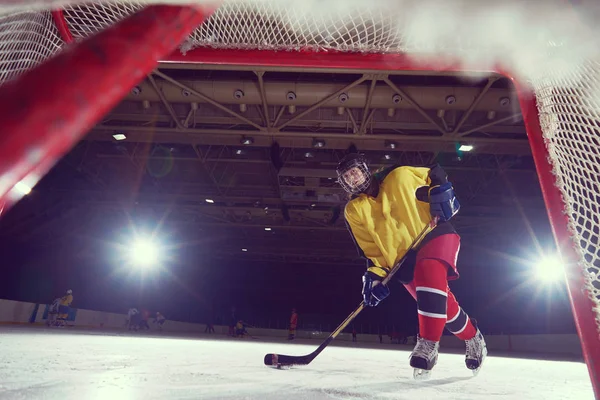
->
[429, 181, 460, 222]
[362, 271, 390, 307]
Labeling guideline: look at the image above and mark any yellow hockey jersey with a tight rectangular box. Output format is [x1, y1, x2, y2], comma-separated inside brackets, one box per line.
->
[344, 165, 452, 278]
[59, 294, 73, 306]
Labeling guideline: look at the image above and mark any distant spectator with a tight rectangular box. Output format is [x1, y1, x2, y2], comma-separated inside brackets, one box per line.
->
[235, 320, 249, 338]
[56, 289, 73, 327]
[288, 308, 298, 340]
[154, 312, 166, 331]
[139, 309, 150, 330]
[46, 297, 61, 326]
[229, 307, 236, 336]
[352, 328, 357, 343]
[205, 323, 215, 333]
[127, 308, 139, 330]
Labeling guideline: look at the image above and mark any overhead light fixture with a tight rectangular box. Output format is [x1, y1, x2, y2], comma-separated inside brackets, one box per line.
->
[458, 144, 474, 152]
[385, 140, 397, 149]
[384, 154, 392, 160]
[264, 227, 272, 231]
[312, 138, 326, 148]
[205, 199, 214, 204]
[304, 152, 314, 158]
[112, 133, 126, 141]
[241, 136, 254, 145]
[311, 203, 316, 208]
[235, 149, 244, 155]
[241, 248, 248, 252]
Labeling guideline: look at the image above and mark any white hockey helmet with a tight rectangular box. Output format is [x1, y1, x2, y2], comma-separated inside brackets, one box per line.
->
[66, 289, 72, 295]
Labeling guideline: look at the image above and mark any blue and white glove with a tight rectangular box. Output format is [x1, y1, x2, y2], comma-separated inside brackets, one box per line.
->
[362, 271, 390, 307]
[429, 182, 460, 221]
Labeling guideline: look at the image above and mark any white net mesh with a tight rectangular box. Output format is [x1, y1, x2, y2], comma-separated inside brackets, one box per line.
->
[532, 60, 600, 324]
[0, 0, 600, 336]
[0, 10, 63, 84]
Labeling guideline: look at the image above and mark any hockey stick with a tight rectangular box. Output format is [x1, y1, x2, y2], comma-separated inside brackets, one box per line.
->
[264, 217, 439, 368]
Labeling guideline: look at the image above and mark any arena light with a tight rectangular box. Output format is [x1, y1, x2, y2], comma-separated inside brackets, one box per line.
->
[241, 136, 254, 145]
[205, 198, 214, 204]
[129, 238, 160, 267]
[112, 133, 126, 141]
[312, 138, 326, 148]
[458, 144, 474, 152]
[534, 255, 565, 283]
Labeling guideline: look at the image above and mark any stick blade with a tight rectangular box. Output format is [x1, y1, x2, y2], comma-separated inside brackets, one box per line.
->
[264, 353, 312, 368]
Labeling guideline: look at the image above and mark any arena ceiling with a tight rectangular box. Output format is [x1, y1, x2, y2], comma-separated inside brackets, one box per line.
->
[0, 63, 548, 265]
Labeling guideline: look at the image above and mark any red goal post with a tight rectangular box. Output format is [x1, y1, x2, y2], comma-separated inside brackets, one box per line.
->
[0, 2, 599, 397]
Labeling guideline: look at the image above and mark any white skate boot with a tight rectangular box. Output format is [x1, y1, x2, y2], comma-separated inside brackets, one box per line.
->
[465, 328, 487, 376]
[410, 336, 439, 380]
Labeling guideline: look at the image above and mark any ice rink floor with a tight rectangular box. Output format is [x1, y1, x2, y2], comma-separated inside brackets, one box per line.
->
[0, 326, 593, 400]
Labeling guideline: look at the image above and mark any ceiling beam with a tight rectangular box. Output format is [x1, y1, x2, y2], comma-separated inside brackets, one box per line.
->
[276, 75, 369, 130]
[153, 69, 265, 131]
[383, 77, 447, 136]
[89, 125, 532, 155]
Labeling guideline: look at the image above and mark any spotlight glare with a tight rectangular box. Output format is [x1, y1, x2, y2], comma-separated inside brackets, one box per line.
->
[242, 248, 248, 252]
[264, 227, 272, 231]
[535, 255, 564, 283]
[458, 144, 474, 152]
[129, 239, 159, 267]
[112, 133, 126, 141]
[205, 199, 214, 204]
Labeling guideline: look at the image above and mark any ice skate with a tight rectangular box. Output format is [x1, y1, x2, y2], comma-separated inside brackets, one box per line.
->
[465, 328, 487, 376]
[410, 336, 439, 380]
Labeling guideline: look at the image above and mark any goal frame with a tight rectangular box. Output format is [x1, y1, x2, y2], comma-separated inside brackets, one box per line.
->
[0, 6, 598, 397]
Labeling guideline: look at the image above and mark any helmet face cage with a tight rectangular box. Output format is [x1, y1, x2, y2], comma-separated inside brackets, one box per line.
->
[336, 155, 372, 195]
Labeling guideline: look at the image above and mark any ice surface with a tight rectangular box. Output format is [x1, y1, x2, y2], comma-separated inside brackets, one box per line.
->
[0, 326, 593, 400]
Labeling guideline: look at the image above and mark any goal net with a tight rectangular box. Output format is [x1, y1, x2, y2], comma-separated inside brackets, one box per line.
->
[0, 0, 599, 395]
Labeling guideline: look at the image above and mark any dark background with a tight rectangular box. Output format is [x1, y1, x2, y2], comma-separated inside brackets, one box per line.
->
[0, 173, 574, 337]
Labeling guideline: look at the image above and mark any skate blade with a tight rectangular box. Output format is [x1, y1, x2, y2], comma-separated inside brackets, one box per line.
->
[470, 347, 488, 377]
[413, 368, 432, 381]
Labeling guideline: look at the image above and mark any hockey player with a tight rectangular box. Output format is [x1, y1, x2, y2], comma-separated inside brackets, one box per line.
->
[337, 153, 487, 379]
[288, 308, 298, 340]
[56, 289, 73, 327]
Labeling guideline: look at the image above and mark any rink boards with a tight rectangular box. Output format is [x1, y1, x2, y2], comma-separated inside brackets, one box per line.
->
[0, 298, 585, 359]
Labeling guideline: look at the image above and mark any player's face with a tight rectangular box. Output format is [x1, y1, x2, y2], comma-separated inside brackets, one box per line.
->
[342, 167, 367, 189]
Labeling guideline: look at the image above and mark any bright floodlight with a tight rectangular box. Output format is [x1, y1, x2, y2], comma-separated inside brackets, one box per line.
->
[129, 239, 159, 267]
[458, 144, 474, 152]
[535, 256, 564, 283]
[112, 133, 126, 141]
